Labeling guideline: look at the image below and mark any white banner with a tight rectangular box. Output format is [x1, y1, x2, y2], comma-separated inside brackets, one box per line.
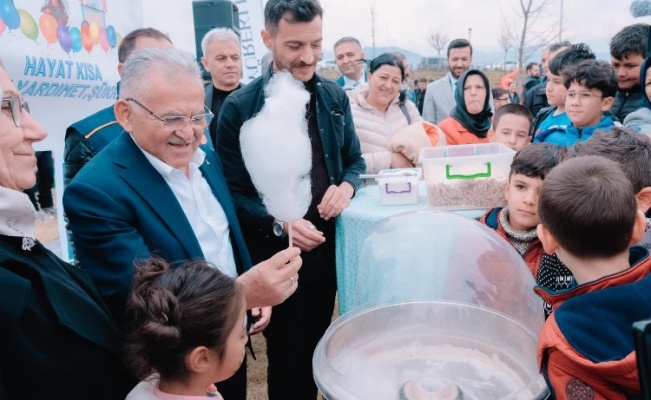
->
[234, 0, 267, 84]
[0, 0, 194, 260]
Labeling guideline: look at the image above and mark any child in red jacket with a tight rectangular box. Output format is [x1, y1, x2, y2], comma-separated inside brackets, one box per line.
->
[535, 156, 651, 400]
[478, 143, 565, 276]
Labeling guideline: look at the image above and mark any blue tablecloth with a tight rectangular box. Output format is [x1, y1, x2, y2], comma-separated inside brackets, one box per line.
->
[335, 181, 485, 314]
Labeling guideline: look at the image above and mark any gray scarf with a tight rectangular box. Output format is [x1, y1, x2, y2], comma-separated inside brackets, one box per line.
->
[0, 187, 37, 250]
[499, 207, 538, 255]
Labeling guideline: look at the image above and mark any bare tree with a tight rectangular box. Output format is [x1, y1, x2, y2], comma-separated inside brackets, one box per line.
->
[497, 29, 511, 67]
[428, 31, 448, 71]
[500, 0, 556, 75]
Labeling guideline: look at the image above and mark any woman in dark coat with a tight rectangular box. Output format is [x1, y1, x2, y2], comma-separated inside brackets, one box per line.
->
[0, 60, 130, 399]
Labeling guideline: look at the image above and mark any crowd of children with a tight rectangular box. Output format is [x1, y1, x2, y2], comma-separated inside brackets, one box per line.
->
[457, 23, 651, 398]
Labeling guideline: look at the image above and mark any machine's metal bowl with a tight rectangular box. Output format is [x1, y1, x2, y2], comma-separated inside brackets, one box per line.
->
[313, 301, 549, 400]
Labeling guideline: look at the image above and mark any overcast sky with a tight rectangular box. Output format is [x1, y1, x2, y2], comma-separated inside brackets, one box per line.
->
[318, 0, 647, 60]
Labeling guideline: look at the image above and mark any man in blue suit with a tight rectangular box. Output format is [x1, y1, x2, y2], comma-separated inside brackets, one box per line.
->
[63, 47, 301, 400]
[63, 28, 173, 187]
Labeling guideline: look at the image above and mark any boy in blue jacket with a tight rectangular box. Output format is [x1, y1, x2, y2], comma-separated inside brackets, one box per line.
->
[534, 59, 616, 147]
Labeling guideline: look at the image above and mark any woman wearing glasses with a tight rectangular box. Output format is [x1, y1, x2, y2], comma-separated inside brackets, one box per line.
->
[0, 60, 130, 399]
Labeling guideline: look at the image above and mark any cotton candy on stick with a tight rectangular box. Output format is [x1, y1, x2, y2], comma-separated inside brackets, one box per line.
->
[240, 70, 312, 248]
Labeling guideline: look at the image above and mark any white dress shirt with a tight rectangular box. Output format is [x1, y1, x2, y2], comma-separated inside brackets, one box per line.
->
[343, 74, 366, 90]
[133, 136, 237, 277]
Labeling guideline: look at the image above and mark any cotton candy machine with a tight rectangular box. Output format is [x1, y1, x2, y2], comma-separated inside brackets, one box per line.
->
[314, 210, 549, 399]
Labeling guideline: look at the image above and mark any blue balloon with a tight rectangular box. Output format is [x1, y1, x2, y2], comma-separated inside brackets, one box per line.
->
[106, 25, 116, 48]
[70, 26, 82, 53]
[0, 0, 20, 30]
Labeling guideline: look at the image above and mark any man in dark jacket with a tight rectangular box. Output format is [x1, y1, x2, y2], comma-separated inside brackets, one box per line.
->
[216, 1, 365, 398]
[63, 28, 172, 186]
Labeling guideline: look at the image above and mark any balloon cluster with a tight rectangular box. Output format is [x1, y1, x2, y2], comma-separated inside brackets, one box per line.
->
[0, 0, 121, 54]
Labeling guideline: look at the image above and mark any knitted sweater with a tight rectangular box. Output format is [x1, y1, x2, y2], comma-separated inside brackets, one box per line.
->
[348, 83, 423, 173]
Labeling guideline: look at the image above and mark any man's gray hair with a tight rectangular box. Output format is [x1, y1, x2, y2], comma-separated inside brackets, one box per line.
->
[201, 28, 240, 57]
[333, 36, 361, 51]
[120, 48, 201, 100]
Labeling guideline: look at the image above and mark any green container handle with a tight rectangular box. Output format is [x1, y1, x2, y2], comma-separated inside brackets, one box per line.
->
[445, 162, 492, 180]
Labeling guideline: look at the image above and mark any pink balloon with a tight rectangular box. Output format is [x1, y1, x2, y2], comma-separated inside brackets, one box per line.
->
[0, 17, 5, 34]
[99, 27, 109, 52]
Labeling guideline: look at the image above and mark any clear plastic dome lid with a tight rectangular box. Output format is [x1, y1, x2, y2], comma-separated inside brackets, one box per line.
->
[350, 209, 543, 330]
[314, 210, 548, 400]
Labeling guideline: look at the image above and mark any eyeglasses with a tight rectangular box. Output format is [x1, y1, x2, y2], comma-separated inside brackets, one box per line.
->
[566, 91, 602, 102]
[2, 96, 30, 127]
[496, 97, 509, 102]
[126, 97, 214, 130]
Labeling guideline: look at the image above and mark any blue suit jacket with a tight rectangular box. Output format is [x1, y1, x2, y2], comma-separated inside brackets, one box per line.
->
[63, 132, 252, 323]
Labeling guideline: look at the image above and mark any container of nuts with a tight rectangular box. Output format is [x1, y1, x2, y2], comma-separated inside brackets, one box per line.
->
[418, 143, 515, 210]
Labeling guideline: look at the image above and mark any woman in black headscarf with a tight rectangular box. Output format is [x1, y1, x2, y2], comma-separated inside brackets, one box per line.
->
[438, 69, 493, 145]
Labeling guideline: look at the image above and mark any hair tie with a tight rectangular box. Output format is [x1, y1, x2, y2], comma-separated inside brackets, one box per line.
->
[161, 312, 169, 323]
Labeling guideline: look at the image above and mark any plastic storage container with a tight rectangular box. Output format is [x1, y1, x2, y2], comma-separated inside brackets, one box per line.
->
[375, 168, 421, 206]
[419, 143, 515, 209]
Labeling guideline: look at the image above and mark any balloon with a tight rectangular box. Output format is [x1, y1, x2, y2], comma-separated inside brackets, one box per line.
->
[116, 32, 122, 49]
[0, 0, 19, 30]
[89, 21, 99, 44]
[57, 24, 71, 53]
[99, 27, 108, 52]
[69, 26, 81, 53]
[81, 23, 93, 52]
[18, 9, 38, 41]
[39, 13, 58, 44]
[0, 17, 6, 34]
[106, 25, 116, 48]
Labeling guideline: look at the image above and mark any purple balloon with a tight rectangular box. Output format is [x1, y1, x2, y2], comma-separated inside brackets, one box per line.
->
[57, 24, 72, 53]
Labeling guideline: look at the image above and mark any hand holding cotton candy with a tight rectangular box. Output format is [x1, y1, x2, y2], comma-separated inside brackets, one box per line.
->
[240, 70, 312, 247]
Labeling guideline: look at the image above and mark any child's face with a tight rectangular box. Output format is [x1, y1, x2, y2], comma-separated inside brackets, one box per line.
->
[491, 114, 531, 151]
[545, 71, 566, 108]
[611, 52, 645, 90]
[215, 301, 248, 383]
[565, 82, 613, 129]
[504, 173, 543, 230]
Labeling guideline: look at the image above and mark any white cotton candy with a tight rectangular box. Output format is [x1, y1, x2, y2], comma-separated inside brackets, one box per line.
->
[240, 70, 312, 222]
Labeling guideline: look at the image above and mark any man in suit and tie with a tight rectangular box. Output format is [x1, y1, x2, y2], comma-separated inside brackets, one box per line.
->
[422, 38, 472, 124]
[63, 48, 302, 400]
[201, 27, 243, 148]
[334, 36, 367, 90]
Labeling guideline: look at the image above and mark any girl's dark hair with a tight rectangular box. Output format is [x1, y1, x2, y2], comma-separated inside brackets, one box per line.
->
[368, 53, 405, 81]
[124, 258, 244, 382]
